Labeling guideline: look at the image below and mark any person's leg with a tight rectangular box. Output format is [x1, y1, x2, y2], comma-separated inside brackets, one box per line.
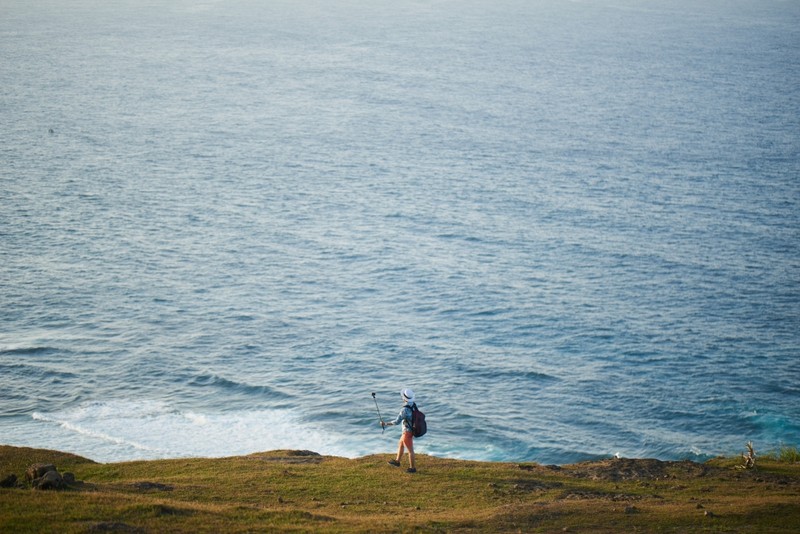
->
[401, 432, 416, 471]
[395, 435, 406, 463]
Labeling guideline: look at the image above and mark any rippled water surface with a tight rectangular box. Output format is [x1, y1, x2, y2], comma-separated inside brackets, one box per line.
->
[2, 0, 799, 464]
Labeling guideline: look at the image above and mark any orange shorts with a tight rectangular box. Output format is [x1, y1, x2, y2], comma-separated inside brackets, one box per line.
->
[401, 431, 414, 449]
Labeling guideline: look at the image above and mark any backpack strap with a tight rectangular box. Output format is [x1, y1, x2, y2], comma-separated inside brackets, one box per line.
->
[403, 404, 414, 427]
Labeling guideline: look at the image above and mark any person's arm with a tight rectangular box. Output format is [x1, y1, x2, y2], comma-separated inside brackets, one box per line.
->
[382, 408, 407, 427]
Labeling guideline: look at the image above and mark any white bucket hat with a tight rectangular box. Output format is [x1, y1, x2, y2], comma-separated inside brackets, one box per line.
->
[401, 388, 415, 403]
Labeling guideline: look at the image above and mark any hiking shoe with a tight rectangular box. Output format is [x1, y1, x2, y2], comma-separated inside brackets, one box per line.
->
[387, 460, 401, 467]
[406, 468, 417, 473]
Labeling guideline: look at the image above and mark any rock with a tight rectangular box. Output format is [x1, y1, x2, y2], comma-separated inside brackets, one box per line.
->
[625, 505, 639, 514]
[62, 472, 76, 485]
[25, 463, 56, 482]
[0, 474, 18, 488]
[34, 470, 64, 490]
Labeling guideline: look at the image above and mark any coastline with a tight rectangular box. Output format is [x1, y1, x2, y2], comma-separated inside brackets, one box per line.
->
[2, 444, 799, 532]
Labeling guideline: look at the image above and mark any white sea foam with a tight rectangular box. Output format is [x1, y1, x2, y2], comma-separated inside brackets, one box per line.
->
[30, 400, 382, 462]
[183, 412, 209, 425]
[32, 411, 158, 453]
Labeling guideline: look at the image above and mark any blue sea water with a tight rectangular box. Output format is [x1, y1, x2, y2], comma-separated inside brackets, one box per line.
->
[1, 0, 799, 465]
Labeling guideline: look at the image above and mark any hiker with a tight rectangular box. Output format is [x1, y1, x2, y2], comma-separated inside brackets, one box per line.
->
[381, 388, 417, 473]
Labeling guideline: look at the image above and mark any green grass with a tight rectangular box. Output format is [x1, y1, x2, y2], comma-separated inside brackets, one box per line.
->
[2, 445, 800, 532]
[763, 445, 800, 464]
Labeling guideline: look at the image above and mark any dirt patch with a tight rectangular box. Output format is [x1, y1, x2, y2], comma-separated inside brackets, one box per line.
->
[247, 450, 324, 464]
[509, 479, 564, 493]
[150, 504, 194, 516]
[87, 522, 144, 533]
[566, 458, 708, 481]
[725, 468, 800, 488]
[129, 481, 174, 492]
[559, 490, 645, 502]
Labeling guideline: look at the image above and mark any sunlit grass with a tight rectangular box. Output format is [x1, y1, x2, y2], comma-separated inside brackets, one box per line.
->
[2, 445, 799, 532]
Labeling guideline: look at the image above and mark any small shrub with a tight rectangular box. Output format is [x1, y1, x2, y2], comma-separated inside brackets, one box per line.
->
[762, 445, 800, 463]
[777, 446, 800, 464]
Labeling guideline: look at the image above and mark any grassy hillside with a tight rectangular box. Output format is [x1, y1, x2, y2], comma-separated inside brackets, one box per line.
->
[1, 445, 799, 532]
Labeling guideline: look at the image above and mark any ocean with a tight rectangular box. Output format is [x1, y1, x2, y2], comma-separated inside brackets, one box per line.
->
[1, 0, 798, 465]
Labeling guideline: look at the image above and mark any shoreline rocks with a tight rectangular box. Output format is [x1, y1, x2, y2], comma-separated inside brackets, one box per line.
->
[2, 463, 82, 491]
[26, 463, 57, 482]
[1, 473, 19, 488]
